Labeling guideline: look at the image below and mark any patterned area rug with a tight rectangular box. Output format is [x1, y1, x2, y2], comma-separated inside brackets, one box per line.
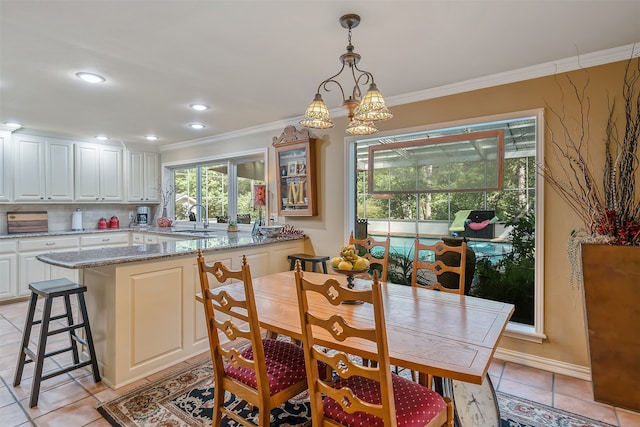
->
[97, 358, 615, 427]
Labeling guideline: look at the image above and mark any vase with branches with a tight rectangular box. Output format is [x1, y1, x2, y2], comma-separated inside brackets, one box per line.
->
[541, 56, 640, 286]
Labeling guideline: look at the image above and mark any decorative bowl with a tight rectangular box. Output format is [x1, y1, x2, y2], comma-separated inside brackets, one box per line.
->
[156, 217, 173, 227]
[259, 225, 284, 238]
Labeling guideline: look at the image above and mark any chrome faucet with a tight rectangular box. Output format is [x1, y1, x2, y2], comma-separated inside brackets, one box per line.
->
[188, 204, 209, 229]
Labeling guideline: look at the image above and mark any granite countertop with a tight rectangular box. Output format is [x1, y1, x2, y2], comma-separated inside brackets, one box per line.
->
[36, 232, 305, 269]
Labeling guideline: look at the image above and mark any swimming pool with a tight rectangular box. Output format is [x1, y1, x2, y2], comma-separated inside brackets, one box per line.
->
[370, 235, 512, 264]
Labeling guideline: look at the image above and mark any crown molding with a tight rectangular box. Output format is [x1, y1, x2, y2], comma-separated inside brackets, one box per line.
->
[162, 43, 640, 152]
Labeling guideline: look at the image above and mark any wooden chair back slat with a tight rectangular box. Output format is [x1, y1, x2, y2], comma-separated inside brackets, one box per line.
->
[412, 238, 467, 295]
[349, 231, 391, 282]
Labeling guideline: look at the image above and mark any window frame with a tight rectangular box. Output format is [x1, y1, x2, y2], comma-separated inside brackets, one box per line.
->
[162, 148, 268, 230]
[345, 109, 546, 342]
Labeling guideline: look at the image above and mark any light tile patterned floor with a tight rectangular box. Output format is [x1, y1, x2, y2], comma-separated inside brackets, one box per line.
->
[1, 298, 640, 427]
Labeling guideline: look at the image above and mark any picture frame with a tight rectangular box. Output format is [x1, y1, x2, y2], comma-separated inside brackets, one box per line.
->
[288, 161, 297, 176]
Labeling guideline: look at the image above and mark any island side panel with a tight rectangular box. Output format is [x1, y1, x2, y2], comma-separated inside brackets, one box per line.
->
[82, 238, 305, 388]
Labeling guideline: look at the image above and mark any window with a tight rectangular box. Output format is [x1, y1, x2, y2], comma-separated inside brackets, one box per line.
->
[349, 109, 545, 341]
[169, 152, 266, 226]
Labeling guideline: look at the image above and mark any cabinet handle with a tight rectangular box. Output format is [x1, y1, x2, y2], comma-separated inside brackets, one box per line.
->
[47, 197, 52, 200]
[102, 238, 110, 242]
[46, 242, 55, 246]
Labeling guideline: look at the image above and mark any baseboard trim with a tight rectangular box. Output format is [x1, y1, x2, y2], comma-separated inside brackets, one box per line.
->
[494, 347, 592, 381]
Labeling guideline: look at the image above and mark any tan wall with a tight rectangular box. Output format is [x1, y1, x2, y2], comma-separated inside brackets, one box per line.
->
[162, 58, 634, 369]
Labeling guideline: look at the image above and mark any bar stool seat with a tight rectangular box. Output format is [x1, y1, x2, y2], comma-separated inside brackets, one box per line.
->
[287, 253, 330, 273]
[13, 278, 101, 407]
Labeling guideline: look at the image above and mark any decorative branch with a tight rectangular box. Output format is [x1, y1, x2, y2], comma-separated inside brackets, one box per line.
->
[540, 57, 640, 246]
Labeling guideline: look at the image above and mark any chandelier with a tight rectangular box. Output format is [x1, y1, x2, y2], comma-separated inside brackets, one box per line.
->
[300, 14, 393, 136]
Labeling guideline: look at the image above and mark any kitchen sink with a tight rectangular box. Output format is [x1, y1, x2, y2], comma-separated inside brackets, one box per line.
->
[173, 229, 219, 236]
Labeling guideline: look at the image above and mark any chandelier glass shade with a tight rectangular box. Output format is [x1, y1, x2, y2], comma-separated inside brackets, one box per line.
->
[300, 14, 392, 135]
[299, 94, 333, 129]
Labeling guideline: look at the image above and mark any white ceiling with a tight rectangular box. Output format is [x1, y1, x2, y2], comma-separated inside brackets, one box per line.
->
[1, 1, 639, 148]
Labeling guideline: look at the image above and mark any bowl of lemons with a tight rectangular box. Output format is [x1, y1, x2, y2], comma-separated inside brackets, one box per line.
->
[331, 244, 370, 275]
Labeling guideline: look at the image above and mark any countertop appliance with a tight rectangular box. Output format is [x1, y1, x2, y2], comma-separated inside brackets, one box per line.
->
[135, 206, 151, 225]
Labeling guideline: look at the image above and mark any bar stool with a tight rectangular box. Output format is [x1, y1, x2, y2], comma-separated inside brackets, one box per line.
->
[287, 253, 330, 273]
[14, 278, 101, 407]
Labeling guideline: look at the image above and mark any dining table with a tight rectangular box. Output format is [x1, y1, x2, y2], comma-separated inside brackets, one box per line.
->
[213, 270, 514, 385]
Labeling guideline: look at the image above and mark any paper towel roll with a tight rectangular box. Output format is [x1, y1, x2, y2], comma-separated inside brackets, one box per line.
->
[72, 209, 83, 231]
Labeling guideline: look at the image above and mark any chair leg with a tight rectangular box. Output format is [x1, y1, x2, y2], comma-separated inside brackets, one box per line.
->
[14, 293, 38, 386]
[444, 396, 454, 427]
[77, 292, 101, 382]
[30, 296, 54, 408]
[63, 294, 80, 365]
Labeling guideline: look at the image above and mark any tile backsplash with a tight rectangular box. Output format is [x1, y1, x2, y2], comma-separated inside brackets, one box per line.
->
[0, 204, 160, 234]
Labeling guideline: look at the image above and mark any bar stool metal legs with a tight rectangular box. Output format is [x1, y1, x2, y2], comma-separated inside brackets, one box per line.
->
[13, 278, 101, 407]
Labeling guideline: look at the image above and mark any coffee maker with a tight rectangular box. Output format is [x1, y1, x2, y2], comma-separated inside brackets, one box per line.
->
[135, 206, 151, 225]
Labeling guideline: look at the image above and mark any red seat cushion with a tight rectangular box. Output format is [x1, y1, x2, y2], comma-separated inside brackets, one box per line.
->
[324, 374, 447, 426]
[224, 339, 307, 395]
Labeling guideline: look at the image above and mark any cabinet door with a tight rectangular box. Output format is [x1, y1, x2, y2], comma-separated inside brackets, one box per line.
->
[0, 254, 18, 300]
[75, 143, 101, 201]
[143, 151, 160, 201]
[45, 139, 74, 201]
[273, 126, 317, 216]
[14, 135, 46, 201]
[100, 145, 123, 201]
[127, 150, 145, 202]
[0, 131, 11, 201]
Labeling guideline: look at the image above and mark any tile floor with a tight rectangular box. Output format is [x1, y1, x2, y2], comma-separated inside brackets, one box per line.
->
[1, 297, 640, 427]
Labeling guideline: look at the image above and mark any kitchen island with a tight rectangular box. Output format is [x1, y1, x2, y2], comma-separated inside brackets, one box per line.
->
[37, 232, 308, 388]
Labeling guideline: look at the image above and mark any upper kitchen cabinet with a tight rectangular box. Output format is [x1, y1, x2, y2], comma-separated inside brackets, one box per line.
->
[75, 142, 124, 202]
[127, 149, 160, 202]
[0, 130, 11, 202]
[14, 135, 74, 202]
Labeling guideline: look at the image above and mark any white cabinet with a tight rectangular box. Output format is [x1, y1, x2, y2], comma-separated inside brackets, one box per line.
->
[75, 142, 124, 202]
[0, 241, 17, 300]
[0, 130, 11, 202]
[17, 236, 80, 297]
[127, 149, 160, 202]
[14, 135, 74, 201]
[81, 232, 130, 248]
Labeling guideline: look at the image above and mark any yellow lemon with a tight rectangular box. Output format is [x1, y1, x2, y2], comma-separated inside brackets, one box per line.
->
[331, 256, 342, 268]
[337, 260, 353, 271]
[353, 257, 369, 271]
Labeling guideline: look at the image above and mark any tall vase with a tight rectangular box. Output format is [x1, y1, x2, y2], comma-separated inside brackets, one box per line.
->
[581, 243, 640, 411]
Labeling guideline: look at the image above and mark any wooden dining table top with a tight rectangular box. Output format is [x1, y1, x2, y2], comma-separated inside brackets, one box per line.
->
[213, 270, 514, 385]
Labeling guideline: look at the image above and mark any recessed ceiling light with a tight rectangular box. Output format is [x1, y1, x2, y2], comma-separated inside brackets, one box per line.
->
[190, 104, 209, 111]
[95, 135, 109, 141]
[189, 123, 206, 130]
[145, 135, 159, 141]
[4, 122, 22, 129]
[75, 72, 106, 83]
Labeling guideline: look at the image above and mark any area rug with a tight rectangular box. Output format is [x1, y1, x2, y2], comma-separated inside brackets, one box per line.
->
[97, 358, 615, 427]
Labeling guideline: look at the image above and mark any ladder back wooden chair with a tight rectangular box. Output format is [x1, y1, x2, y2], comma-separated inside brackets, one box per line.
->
[294, 265, 453, 427]
[196, 249, 309, 426]
[348, 231, 391, 282]
[411, 238, 467, 294]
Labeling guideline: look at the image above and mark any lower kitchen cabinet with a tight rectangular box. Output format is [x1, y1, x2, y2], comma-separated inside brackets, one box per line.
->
[0, 241, 17, 300]
[81, 232, 130, 248]
[17, 236, 80, 297]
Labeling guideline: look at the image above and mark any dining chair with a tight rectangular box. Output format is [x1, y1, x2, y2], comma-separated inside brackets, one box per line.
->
[196, 249, 309, 426]
[294, 265, 454, 427]
[411, 238, 467, 294]
[411, 238, 468, 387]
[348, 231, 391, 282]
